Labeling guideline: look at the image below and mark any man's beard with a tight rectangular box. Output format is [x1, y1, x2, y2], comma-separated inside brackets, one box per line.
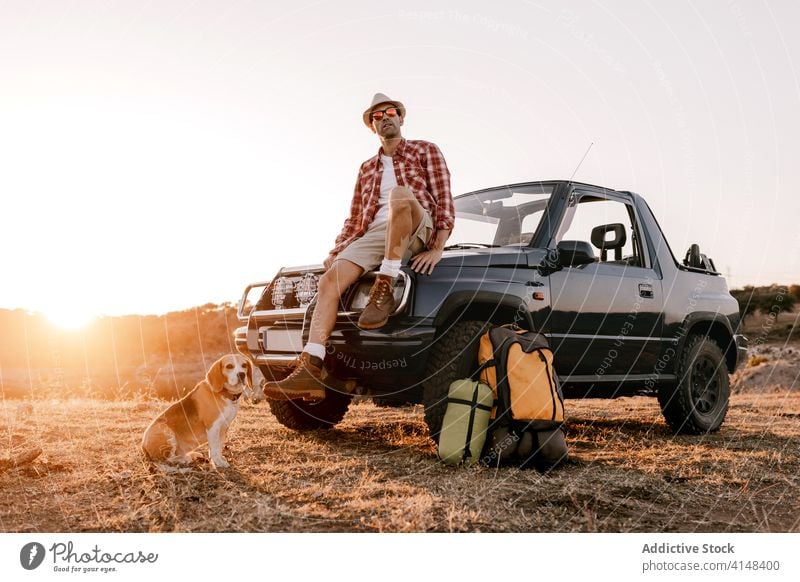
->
[380, 125, 400, 139]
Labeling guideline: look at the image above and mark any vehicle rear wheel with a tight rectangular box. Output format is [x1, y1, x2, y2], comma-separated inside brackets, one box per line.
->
[657, 335, 730, 434]
[422, 320, 490, 443]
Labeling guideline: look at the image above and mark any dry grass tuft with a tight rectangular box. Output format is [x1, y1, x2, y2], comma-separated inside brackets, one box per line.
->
[747, 355, 770, 367]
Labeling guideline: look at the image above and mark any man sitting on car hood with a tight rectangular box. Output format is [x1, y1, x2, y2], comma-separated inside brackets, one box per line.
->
[263, 92, 455, 401]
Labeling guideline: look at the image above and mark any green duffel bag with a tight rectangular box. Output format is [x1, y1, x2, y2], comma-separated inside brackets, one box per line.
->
[437, 379, 494, 466]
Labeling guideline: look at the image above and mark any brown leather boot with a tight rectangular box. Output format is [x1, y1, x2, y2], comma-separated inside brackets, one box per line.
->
[357, 275, 396, 329]
[262, 352, 326, 401]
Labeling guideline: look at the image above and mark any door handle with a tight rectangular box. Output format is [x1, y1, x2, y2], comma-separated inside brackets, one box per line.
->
[639, 283, 653, 298]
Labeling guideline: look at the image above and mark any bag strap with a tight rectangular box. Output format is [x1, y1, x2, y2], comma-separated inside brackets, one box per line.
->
[538, 350, 559, 421]
[461, 383, 481, 463]
[492, 335, 516, 423]
[446, 397, 492, 411]
[470, 357, 496, 381]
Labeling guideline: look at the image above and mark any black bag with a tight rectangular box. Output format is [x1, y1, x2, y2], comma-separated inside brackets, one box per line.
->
[477, 324, 568, 469]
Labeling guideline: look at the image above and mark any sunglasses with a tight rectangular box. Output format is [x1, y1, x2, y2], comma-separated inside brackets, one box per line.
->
[370, 107, 400, 122]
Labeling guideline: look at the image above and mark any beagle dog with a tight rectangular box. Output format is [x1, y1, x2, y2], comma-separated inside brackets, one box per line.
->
[142, 354, 254, 469]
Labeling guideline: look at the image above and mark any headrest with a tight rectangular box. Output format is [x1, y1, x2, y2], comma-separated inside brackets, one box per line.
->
[591, 223, 627, 250]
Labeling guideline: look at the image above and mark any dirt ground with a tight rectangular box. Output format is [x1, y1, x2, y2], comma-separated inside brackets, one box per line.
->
[1, 385, 798, 533]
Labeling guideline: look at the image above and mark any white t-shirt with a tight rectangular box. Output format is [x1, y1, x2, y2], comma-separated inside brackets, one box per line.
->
[372, 154, 397, 225]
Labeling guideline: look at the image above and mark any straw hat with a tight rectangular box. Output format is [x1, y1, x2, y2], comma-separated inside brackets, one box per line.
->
[362, 92, 406, 128]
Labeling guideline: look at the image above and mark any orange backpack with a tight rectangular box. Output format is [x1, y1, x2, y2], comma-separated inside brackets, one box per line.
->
[477, 324, 567, 468]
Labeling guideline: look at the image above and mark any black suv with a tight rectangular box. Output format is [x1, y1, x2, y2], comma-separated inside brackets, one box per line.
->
[235, 180, 747, 438]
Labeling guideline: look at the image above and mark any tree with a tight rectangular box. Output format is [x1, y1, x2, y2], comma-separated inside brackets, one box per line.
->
[731, 286, 758, 322]
[759, 285, 795, 323]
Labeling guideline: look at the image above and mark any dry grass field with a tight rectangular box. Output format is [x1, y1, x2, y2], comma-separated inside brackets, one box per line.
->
[1, 389, 798, 533]
[1, 304, 798, 533]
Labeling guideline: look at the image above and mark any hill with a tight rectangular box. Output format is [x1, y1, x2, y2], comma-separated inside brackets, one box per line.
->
[0, 304, 239, 400]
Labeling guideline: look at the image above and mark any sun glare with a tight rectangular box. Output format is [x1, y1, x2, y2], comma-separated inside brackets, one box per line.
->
[45, 309, 94, 330]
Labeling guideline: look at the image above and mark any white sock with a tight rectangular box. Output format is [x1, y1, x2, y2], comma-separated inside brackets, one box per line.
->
[303, 342, 326, 360]
[378, 258, 401, 278]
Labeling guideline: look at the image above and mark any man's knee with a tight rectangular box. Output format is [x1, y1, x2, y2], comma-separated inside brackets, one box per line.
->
[319, 262, 361, 297]
[318, 270, 346, 298]
[389, 186, 413, 202]
[389, 187, 415, 215]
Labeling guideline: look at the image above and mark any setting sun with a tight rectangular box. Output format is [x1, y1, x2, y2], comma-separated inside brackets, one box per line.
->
[45, 308, 94, 330]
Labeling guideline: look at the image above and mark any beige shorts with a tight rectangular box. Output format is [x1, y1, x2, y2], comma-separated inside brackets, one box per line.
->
[335, 211, 434, 272]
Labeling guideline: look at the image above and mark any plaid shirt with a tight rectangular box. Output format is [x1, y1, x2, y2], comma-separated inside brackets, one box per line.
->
[329, 138, 454, 257]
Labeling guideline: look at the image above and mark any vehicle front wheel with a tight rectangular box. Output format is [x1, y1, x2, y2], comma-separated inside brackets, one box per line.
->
[259, 365, 352, 430]
[267, 388, 352, 431]
[658, 335, 730, 434]
[422, 320, 490, 443]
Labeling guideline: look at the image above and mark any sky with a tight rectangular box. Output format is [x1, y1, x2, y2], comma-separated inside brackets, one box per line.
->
[1, 0, 799, 325]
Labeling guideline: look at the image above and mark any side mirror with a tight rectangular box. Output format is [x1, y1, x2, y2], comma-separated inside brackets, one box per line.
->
[556, 240, 596, 267]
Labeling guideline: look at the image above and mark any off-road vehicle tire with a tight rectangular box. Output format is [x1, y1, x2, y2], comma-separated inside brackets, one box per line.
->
[422, 320, 490, 443]
[267, 388, 352, 430]
[260, 365, 352, 430]
[658, 335, 730, 434]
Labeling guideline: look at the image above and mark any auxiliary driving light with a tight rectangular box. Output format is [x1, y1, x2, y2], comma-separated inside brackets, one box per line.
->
[295, 273, 319, 306]
[271, 276, 294, 309]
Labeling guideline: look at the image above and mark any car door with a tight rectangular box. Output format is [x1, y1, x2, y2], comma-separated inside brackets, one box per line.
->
[546, 189, 663, 381]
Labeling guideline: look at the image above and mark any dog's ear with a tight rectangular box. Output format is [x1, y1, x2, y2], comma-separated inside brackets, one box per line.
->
[245, 360, 253, 388]
[206, 358, 227, 392]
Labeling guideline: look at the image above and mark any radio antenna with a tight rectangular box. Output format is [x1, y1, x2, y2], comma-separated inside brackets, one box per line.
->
[568, 142, 594, 184]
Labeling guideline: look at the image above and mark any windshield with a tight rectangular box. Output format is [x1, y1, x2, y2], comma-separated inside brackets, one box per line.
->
[448, 183, 553, 248]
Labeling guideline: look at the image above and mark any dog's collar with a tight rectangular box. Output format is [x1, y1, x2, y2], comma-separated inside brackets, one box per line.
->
[221, 387, 243, 401]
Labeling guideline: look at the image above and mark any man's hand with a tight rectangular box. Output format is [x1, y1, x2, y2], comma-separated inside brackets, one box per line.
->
[410, 247, 444, 275]
[410, 228, 450, 275]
